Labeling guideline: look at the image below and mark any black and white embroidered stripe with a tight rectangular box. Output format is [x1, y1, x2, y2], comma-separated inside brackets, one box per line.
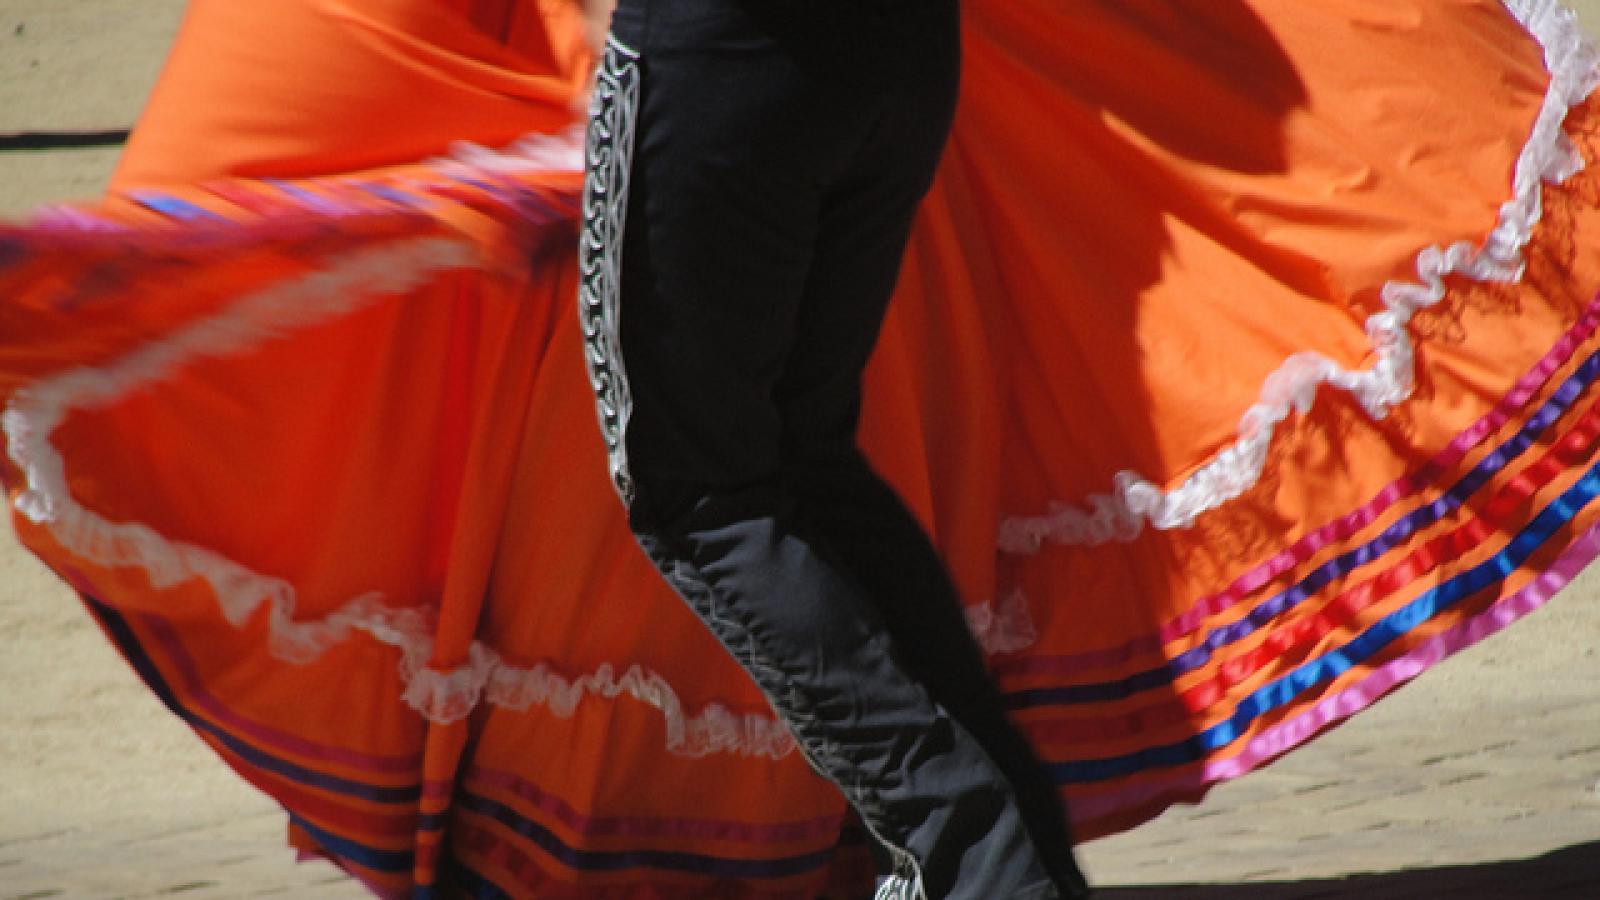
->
[579, 35, 643, 505]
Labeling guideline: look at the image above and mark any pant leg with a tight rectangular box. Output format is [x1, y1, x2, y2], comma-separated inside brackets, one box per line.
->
[783, 456, 1090, 898]
[632, 488, 1054, 900]
[580, 1, 1062, 896]
[770, 29, 1089, 892]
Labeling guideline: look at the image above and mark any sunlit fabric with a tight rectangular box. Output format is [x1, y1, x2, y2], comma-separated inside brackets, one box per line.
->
[4, 1, 1600, 896]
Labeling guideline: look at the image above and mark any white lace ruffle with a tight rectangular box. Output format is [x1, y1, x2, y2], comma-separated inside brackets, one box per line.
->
[400, 642, 800, 758]
[0, 157, 815, 755]
[3, 236, 479, 657]
[997, 0, 1600, 554]
[440, 123, 587, 176]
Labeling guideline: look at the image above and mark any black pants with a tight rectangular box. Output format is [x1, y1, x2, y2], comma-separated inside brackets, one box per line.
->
[578, 2, 1087, 897]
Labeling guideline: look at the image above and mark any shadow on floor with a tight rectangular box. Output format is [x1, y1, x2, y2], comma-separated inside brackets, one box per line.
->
[1099, 840, 1600, 898]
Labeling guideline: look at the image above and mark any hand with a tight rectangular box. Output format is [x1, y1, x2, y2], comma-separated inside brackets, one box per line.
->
[573, 0, 617, 113]
[578, 0, 616, 58]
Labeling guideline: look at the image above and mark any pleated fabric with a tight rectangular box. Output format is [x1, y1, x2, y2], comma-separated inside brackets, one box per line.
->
[4, 1, 1600, 896]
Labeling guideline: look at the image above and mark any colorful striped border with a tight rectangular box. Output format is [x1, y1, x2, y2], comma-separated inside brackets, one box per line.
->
[1030, 294, 1600, 790]
[1000, 296, 1600, 682]
[78, 594, 852, 889]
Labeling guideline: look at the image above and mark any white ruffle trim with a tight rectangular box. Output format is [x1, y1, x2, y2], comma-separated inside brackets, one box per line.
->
[440, 123, 587, 176]
[0, 230, 782, 758]
[0, 229, 783, 758]
[997, 0, 1600, 554]
[409, 648, 799, 759]
[3, 235, 478, 652]
[0, 143, 1035, 755]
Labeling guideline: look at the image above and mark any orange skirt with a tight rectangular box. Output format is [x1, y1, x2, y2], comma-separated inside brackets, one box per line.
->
[5, 1, 1600, 896]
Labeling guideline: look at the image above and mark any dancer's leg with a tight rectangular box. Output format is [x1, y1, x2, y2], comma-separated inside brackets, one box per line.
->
[771, 53, 1088, 893]
[781, 454, 1089, 898]
[579, 1, 1066, 895]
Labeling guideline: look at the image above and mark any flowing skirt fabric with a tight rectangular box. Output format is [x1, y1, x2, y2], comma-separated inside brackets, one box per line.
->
[4, 1, 1600, 896]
